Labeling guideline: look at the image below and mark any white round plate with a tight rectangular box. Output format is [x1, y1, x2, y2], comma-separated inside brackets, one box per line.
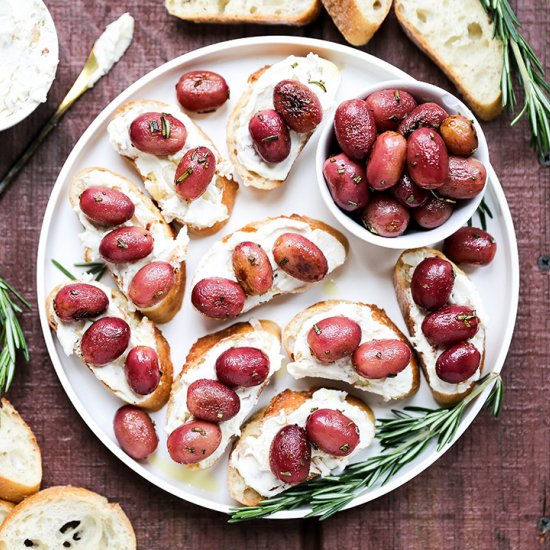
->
[37, 37, 519, 518]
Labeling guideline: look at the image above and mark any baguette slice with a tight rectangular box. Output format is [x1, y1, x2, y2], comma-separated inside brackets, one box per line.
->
[284, 300, 420, 401]
[0, 486, 136, 549]
[227, 54, 340, 190]
[228, 388, 375, 506]
[0, 400, 42, 503]
[108, 100, 238, 236]
[321, 0, 392, 46]
[46, 280, 173, 412]
[166, 320, 283, 470]
[165, 0, 321, 25]
[393, 247, 486, 406]
[394, 0, 503, 121]
[70, 167, 187, 324]
[191, 214, 349, 319]
[0, 501, 14, 527]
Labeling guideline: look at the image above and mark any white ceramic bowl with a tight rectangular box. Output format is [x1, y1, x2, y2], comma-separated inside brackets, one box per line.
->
[316, 79, 489, 250]
[0, 0, 59, 132]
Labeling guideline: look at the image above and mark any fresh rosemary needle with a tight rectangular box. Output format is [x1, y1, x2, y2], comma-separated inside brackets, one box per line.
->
[480, 0, 550, 164]
[0, 278, 31, 395]
[229, 372, 504, 522]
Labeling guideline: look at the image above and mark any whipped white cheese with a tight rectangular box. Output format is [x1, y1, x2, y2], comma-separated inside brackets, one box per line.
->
[0, 0, 58, 122]
[73, 169, 189, 311]
[287, 302, 415, 401]
[88, 13, 134, 89]
[53, 278, 156, 405]
[234, 53, 340, 182]
[192, 217, 347, 313]
[400, 250, 487, 395]
[108, 101, 233, 229]
[229, 388, 375, 498]
[165, 323, 283, 469]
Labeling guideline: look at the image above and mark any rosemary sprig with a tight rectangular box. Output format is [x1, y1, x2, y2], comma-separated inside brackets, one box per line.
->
[229, 372, 503, 522]
[480, 0, 550, 164]
[0, 278, 31, 395]
[468, 197, 494, 230]
[52, 260, 106, 282]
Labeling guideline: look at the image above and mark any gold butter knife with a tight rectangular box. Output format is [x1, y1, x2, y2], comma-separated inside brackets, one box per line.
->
[0, 13, 134, 197]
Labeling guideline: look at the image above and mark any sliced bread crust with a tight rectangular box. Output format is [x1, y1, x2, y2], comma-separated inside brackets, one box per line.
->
[228, 389, 374, 506]
[0, 486, 136, 550]
[46, 282, 173, 412]
[0, 501, 14, 528]
[111, 100, 238, 236]
[283, 299, 420, 400]
[166, 320, 282, 470]
[321, 0, 392, 46]
[70, 167, 186, 324]
[394, 0, 503, 120]
[165, 0, 321, 25]
[393, 247, 486, 406]
[0, 400, 42, 503]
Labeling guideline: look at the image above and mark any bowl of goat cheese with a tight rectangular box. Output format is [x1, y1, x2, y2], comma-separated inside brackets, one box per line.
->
[0, 0, 59, 131]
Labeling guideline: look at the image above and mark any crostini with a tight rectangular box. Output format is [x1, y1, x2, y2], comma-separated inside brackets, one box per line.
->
[46, 279, 173, 411]
[284, 300, 420, 401]
[108, 100, 238, 235]
[165, 320, 283, 470]
[393, 247, 486, 406]
[190, 214, 349, 319]
[70, 167, 187, 324]
[227, 53, 341, 190]
[228, 388, 375, 506]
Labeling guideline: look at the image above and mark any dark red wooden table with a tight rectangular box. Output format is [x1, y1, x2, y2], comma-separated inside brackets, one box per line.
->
[1, 1, 548, 548]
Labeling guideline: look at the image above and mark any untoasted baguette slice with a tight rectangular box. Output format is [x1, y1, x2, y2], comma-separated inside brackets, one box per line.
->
[46, 280, 173, 412]
[393, 247, 486, 406]
[191, 214, 349, 319]
[0, 500, 14, 527]
[227, 54, 340, 190]
[0, 486, 136, 549]
[284, 300, 420, 401]
[70, 167, 187, 324]
[0, 400, 41, 503]
[166, 320, 283, 470]
[108, 100, 238, 235]
[394, 0, 503, 120]
[165, 0, 321, 25]
[321, 0, 392, 46]
[228, 387, 375, 506]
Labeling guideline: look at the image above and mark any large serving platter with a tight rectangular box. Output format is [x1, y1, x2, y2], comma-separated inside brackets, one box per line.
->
[36, 36, 519, 517]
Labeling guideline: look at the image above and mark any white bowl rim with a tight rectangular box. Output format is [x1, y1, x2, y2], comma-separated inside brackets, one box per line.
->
[316, 78, 489, 250]
[0, 0, 59, 132]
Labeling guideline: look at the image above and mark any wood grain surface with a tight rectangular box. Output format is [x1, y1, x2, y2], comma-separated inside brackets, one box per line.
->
[0, 1, 548, 548]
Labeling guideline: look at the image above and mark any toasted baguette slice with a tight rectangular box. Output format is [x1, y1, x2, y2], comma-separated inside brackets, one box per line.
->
[0, 400, 42, 503]
[70, 168, 187, 324]
[191, 214, 349, 319]
[393, 247, 486, 406]
[284, 300, 420, 401]
[394, 0, 503, 121]
[165, 0, 321, 25]
[0, 486, 136, 549]
[166, 320, 283, 470]
[228, 388, 375, 506]
[321, 0, 392, 46]
[227, 54, 340, 190]
[108, 100, 238, 235]
[0, 500, 14, 527]
[46, 280, 173, 411]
